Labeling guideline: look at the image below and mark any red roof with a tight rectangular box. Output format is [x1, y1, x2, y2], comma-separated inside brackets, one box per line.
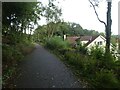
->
[79, 36, 93, 41]
[66, 36, 79, 44]
[66, 35, 100, 46]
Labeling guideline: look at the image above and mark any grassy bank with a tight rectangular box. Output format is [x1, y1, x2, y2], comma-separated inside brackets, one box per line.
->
[43, 36, 120, 88]
[2, 41, 35, 88]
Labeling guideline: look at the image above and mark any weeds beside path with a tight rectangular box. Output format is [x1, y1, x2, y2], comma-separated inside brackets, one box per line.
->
[2, 42, 35, 88]
[43, 36, 120, 88]
[6, 44, 84, 88]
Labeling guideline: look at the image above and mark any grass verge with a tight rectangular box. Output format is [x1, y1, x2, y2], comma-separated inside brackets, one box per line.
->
[2, 42, 35, 88]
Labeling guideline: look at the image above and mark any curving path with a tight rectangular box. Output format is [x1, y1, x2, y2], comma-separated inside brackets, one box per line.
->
[11, 44, 83, 88]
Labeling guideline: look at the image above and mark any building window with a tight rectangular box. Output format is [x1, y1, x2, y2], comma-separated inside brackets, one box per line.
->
[97, 41, 102, 45]
[94, 41, 96, 44]
[100, 41, 102, 45]
[97, 42, 100, 45]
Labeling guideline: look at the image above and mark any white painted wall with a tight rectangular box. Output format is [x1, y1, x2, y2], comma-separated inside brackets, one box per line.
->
[84, 35, 119, 60]
[64, 35, 66, 40]
[86, 35, 106, 51]
[81, 41, 88, 45]
[85, 35, 116, 53]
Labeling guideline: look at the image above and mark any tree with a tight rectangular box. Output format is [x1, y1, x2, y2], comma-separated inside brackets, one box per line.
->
[33, 25, 48, 42]
[2, 2, 43, 44]
[88, 0, 112, 54]
[33, 21, 102, 43]
[43, 0, 62, 37]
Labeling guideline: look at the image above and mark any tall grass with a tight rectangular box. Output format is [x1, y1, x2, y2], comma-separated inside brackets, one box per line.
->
[64, 47, 120, 88]
[45, 36, 70, 52]
[45, 38, 120, 88]
[2, 40, 35, 87]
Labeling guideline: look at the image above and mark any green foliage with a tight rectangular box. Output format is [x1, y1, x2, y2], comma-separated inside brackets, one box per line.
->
[2, 2, 45, 46]
[2, 1, 54, 87]
[89, 47, 116, 70]
[114, 60, 120, 81]
[60, 46, 120, 88]
[64, 51, 87, 70]
[111, 36, 117, 46]
[33, 25, 48, 43]
[2, 40, 35, 86]
[90, 46, 104, 60]
[2, 2, 41, 27]
[2, 45, 23, 64]
[2, 44, 23, 85]
[45, 36, 70, 51]
[42, 0, 62, 37]
[76, 40, 88, 54]
[2, 66, 16, 85]
[17, 40, 35, 55]
[100, 53, 116, 72]
[94, 69, 120, 88]
[55, 22, 70, 36]
[44, 0, 62, 23]
[43, 34, 120, 88]
[33, 21, 102, 42]
[58, 22, 100, 36]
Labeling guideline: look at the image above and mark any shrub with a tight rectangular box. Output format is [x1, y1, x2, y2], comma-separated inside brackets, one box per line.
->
[88, 46, 116, 70]
[76, 40, 88, 54]
[45, 37, 120, 88]
[102, 53, 116, 70]
[2, 44, 24, 85]
[93, 69, 120, 88]
[2, 39, 35, 87]
[82, 57, 97, 76]
[45, 36, 70, 52]
[90, 45, 104, 60]
[3, 45, 24, 65]
[63, 49, 120, 88]
[114, 60, 120, 81]
[17, 41, 35, 55]
[64, 51, 88, 71]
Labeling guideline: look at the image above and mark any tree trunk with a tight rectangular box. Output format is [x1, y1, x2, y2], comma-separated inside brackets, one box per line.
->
[105, 2, 112, 54]
[47, 24, 50, 38]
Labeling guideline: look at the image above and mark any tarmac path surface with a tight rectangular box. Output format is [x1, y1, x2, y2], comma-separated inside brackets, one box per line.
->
[11, 44, 83, 88]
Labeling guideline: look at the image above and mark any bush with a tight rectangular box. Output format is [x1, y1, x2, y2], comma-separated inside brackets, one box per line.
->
[2, 45, 23, 65]
[76, 40, 88, 54]
[2, 44, 24, 85]
[88, 46, 116, 70]
[63, 48, 120, 88]
[2, 41, 35, 86]
[64, 51, 89, 71]
[90, 46, 104, 60]
[93, 69, 120, 88]
[17, 41, 35, 55]
[44, 36, 120, 88]
[114, 60, 120, 81]
[45, 36, 70, 52]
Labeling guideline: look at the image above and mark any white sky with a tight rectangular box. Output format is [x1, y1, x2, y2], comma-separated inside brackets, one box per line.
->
[38, 0, 120, 35]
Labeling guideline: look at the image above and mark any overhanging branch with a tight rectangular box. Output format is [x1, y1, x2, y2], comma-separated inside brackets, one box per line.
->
[88, 0, 107, 28]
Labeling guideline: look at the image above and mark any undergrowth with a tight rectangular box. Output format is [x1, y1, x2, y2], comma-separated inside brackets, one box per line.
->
[44, 36, 120, 88]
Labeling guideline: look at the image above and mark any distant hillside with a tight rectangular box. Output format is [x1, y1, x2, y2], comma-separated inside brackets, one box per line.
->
[34, 21, 106, 38]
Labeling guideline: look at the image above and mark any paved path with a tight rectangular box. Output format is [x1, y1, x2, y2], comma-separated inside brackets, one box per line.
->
[11, 44, 83, 88]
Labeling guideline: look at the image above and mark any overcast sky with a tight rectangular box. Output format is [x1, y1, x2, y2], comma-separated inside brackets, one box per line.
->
[38, 0, 119, 35]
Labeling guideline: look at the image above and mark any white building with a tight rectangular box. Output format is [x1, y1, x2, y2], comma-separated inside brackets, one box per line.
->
[80, 35, 113, 51]
[66, 35, 119, 60]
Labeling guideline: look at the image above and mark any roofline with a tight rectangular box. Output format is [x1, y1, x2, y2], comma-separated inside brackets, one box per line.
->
[99, 35, 106, 41]
[86, 35, 99, 47]
[86, 35, 115, 48]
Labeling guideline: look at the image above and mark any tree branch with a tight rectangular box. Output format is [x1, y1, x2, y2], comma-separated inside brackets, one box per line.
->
[88, 0, 107, 28]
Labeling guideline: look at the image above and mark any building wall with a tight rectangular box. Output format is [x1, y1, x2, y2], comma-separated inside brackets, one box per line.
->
[86, 35, 106, 51]
[81, 41, 88, 45]
[86, 35, 116, 53]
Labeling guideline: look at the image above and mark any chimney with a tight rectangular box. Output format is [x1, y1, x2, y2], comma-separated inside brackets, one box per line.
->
[63, 35, 66, 40]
